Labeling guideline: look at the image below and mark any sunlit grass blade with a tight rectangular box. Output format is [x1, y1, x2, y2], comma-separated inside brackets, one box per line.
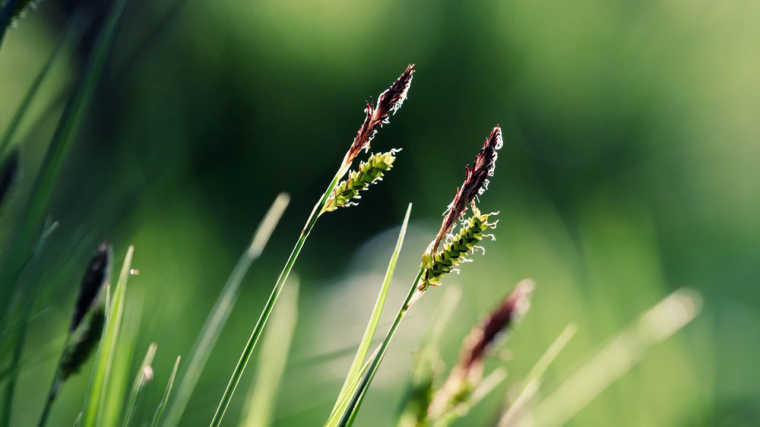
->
[522, 289, 701, 427]
[0, 0, 128, 329]
[151, 356, 181, 427]
[122, 343, 157, 427]
[162, 193, 289, 426]
[326, 203, 412, 425]
[498, 324, 576, 427]
[83, 245, 134, 427]
[240, 278, 299, 427]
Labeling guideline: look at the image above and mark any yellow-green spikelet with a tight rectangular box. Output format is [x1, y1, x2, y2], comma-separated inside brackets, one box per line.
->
[420, 208, 496, 291]
[323, 150, 397, 213]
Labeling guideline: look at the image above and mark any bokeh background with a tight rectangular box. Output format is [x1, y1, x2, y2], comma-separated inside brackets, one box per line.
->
[1, 0, 759, 425]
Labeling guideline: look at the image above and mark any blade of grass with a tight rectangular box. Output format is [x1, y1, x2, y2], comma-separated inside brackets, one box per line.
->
[523, 289, 701, 427]
[162, 193, 289, 427]
[431, 369, 508, 427]
[335, 266, 425, 427]
[208, 170, 344, 427]
[122, 343, 157, 427]
[151, 356, 180, 427]
[82, 245, 134, 427]
[240, 278, 299, 427]
[0, 11, 83, 162]
[498, 324, 577, 427]
[0, 0, 127, 331]
[326, 203, 412, 424]
[0, 220, 58, 427]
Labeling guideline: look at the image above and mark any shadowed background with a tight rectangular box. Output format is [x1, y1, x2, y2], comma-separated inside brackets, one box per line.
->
[1, 0, 758, 425]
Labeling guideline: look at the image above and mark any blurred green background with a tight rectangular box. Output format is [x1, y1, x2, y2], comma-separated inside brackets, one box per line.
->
[1, 0, 759, 425]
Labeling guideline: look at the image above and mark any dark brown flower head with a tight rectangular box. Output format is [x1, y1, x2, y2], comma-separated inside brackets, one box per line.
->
[460, 279, 533, 371]
[343, 64, 415, 167]
[430, 126, 502, 254]
[70, 242, 112, 332]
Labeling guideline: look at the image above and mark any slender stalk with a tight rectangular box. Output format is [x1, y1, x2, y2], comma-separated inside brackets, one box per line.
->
[335, 267, 425, 427]
[327, 204, 412, 423]
[151, 355, 181, 427]
[163, 194, 289, 427]
[37, 376, 62, 427]
[209, 170, 343, 427]
[122, 343, 158, 427]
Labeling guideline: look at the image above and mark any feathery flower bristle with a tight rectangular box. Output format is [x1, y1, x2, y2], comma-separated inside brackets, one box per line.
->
[419, 207, 497, 292]
[427, 280, 534, 419]
[70, 242, 112, 331]
[430, 127, 502, 255]
[343, 64, 415, 167]
[323, 149, 398, 213]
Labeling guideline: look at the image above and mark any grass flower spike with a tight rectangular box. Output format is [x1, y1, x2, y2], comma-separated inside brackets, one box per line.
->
[38, 242, 112, 427]
[323, 149, 399, 213]
[210, 65, 414, 427]
[343, 65, 415, 169]
[426, 280, 534, 422]
[431, 127, 502, 255]
[419, 207, 497, 291]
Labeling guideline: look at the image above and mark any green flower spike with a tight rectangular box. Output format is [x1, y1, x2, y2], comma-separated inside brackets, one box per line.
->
[322, 149, 399, 213]
[419, 207, 497, 292]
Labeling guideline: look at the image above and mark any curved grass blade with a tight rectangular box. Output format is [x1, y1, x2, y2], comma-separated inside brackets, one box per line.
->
[326, 203, 412, 425]
[83, 245, 134, 427]
[240, 279, 299, 427]
[162, 193, 289, 426]
[151, 356, 180, 427]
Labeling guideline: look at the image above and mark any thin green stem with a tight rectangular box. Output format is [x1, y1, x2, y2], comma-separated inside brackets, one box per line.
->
[336, 267, 425, 427]
[37, 375, 62, 427]
[209, 170, 343, 427]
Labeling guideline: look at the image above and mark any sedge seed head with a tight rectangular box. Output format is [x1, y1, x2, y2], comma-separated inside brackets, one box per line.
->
[60, 307, 105, 380]
[430, 127, 502, 255]
[323, 149, 398, 213]
[419, 207, 498, 292]
[344, 65, 415, 167]
[70, 242, 112, 332]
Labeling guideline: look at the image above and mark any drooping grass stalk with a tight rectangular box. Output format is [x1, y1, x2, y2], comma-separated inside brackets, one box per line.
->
[497, 324, 576, 427]
[240, 278, 299, 427]
[335, 127, 505, 426]
[161, 194, 289, 426]
[0, 0, 127, 334]
[522, 289, 701, 427]
[151, 355, 180, 427]
[326, 204, 412, 424]
[209, 64, 414, 427]
[122, 343, 157, 427]
[83, 245, 134, 427]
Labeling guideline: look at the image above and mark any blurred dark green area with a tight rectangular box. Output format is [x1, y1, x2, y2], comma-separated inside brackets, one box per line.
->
[1, 0, 759, 425]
